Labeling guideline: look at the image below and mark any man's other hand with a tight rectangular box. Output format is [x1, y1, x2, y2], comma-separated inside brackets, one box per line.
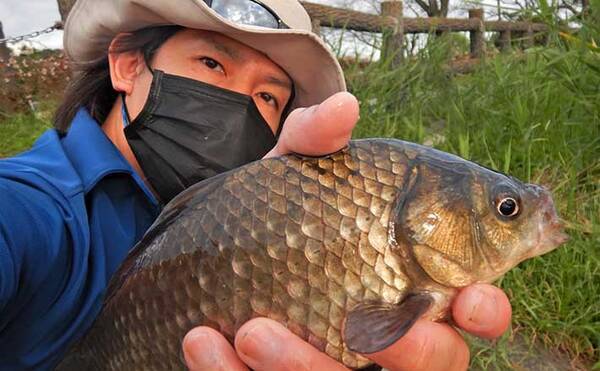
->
[183, 283, 511, 371]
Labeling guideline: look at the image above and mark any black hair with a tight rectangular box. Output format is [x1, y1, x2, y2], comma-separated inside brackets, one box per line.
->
[53, 25, 184, 133]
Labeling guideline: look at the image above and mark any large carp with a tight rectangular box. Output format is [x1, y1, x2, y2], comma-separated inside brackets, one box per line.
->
[58, 139, 567, 370]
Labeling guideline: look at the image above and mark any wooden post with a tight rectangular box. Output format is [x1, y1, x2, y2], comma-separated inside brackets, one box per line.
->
[468, 8, 485, 59]
[499, 30, 511, 53]
[0, 22, 10, 62]
[381, 0, 404, 68]
[582, 0, 590, 12]
[311, 19, 321, 36]
[525, 24, 534, 48]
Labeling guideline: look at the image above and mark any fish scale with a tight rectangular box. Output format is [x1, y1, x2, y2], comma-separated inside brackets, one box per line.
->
[57, 139, 567, 370]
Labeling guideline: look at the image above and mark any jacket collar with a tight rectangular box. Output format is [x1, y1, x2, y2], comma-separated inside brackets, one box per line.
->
[61, 108, 159, 206]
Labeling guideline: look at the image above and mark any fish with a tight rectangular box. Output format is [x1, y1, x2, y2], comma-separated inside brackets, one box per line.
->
[57, 138, 568, 370]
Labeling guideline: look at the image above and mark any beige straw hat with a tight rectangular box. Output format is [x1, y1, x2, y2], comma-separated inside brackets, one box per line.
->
[63, 0, 347, 109]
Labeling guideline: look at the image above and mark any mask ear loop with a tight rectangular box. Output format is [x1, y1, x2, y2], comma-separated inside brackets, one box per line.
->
[143, 48, 156, 74]
[275, 85, 295, 139]
[122, 49, 157, 128]
[121, 94, 131, 127]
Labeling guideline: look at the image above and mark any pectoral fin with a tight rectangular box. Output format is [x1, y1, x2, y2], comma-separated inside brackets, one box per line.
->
[343, 293, 434, 354]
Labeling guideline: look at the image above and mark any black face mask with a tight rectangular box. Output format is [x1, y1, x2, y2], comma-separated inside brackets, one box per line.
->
[122, 70, 278, 205]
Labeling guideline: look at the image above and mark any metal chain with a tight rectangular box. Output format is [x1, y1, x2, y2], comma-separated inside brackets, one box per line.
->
[0, 22, 63, 45]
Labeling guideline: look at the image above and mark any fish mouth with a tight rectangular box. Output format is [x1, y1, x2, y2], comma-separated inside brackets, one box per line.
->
[533, 221, 569, 256]
[493, 215, 568, 279]
[530, 195, 569, 257]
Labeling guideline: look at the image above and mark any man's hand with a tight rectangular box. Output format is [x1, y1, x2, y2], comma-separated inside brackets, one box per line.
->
[182, 284, 512, 371]
[263, 91, 360, 159]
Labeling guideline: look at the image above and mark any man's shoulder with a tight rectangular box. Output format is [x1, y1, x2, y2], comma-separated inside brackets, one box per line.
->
[0, 129, 83, 200]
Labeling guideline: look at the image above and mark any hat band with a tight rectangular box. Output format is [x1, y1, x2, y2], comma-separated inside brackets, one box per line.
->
[204, 0, 290, 29]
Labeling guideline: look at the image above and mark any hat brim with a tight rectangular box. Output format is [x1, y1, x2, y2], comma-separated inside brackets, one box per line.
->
[64, 0, 346, 109]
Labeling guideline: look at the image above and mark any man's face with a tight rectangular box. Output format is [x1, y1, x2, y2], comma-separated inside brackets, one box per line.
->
[126, 28, 293, 133]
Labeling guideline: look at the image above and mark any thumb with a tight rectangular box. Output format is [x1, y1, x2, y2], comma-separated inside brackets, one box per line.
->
[452, 284, 512, 339]
[263, 92, 359, 158]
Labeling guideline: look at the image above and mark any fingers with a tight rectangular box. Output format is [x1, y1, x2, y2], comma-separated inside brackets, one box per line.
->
[366, 320, 470, 371]
[452, 283, 512, 339]
[234, 318, 349, 371]
[182, 327, 249, 371]
[367, 285, 510, 370]
[182, 285, 510, 371]
[264, 92, 359, 159]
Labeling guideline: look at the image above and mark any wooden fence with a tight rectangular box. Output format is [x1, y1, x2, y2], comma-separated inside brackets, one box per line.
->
[301, 1, 548, 66]
[4, 1, 547, 69]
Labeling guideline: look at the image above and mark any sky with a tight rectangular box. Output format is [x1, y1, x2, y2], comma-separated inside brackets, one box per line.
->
[1, 0, 64, 50]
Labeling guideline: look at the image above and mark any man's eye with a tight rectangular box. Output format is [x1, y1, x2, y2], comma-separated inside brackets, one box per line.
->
[259, 92, 277, 107]
[200, 57, 224, 72]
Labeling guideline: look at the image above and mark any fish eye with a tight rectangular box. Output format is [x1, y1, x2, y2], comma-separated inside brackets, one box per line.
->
[496, 197, 519, 217]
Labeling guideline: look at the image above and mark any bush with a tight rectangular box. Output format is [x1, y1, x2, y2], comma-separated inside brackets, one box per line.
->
[0, 49, 69, 115]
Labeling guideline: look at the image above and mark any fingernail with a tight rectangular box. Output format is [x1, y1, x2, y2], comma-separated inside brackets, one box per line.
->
[183, 330, 216, 369]
[237, 320, 283, 366]
[466, 287, 498, 328]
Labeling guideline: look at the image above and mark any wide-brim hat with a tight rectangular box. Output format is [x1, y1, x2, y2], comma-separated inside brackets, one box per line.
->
[63, 0, 347, 110]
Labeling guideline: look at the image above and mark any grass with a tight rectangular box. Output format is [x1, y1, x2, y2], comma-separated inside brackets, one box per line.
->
[0, 105, 53, 158]
[1, 14, 598, 371]
[341, 25, 599, 370]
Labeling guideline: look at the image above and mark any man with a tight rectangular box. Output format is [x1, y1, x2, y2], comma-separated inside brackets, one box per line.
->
[0, 0, 511, 369]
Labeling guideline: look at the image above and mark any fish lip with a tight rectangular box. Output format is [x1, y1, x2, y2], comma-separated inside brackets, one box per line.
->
[531, 216, 569, 257]
[552, 225, 570, 245]
[546, 202, 570, 243]
[526, 192, 569, 258]
[536, 230, 569, 256]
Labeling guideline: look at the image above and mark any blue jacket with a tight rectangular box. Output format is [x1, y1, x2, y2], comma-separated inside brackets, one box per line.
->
[0, 109, 159, 369]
